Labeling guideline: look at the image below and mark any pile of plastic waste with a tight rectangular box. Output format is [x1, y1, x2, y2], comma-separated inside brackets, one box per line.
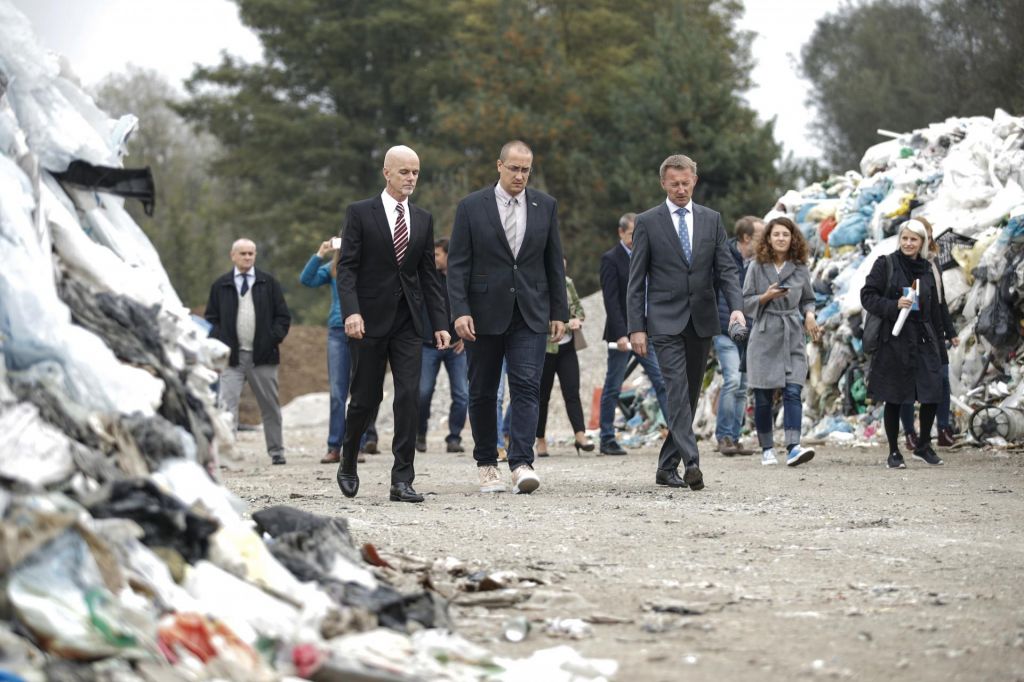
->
[0, 3, 618, 680]
[695, 109, 1024, 446]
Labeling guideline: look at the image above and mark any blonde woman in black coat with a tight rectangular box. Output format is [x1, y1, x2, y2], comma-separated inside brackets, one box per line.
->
[860, 219, 946, 469]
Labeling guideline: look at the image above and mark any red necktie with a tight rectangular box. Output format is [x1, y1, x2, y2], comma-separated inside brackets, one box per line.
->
[394, 203, 409, 263]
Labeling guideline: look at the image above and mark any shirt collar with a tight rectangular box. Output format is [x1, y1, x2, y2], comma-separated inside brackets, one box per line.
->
[380, 189, 408, 217]
[665, 198, 694, 216]
[620, 241, 632, 256]
[494, 182, 522, 206]
[233, 267, 252, 278]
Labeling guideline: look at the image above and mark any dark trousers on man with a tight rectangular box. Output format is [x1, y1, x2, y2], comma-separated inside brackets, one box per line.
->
[464, 306, 547, 471]
[650, 320, 712, 473]
[342, 298, 421, 484]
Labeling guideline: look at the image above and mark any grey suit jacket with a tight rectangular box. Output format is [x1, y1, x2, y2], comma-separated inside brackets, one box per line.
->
[626, 201, 742, 338]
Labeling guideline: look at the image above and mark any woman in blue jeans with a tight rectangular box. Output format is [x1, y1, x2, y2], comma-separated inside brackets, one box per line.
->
[299, 239, 376, 463]
[742, 217, 821, 466]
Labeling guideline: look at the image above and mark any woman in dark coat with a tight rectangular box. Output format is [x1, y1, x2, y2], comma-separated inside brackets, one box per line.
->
[860, 219, 946, 469]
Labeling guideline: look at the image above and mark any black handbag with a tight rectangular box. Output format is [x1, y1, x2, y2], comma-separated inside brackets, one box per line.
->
[862, 254, 894, 354]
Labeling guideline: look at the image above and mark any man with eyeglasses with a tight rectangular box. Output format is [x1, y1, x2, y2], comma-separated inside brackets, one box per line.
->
[447, 140, 569, 495]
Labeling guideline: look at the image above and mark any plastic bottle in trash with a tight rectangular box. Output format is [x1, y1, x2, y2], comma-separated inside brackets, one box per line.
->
[503, 616, 530, 642]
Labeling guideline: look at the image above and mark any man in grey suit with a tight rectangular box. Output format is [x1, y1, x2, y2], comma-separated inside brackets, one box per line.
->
[448, 140, 569, 495]
[627, 154, 744, 490]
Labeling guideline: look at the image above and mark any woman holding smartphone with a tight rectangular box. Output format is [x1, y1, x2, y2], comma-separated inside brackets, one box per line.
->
[743, 217, 821, 466]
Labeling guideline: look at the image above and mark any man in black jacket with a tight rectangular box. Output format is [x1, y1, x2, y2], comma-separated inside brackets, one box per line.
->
[336, 145, 450, 503]
[206, 238, 291, 464]
[598, 213, 670, 455]
[447, 140, 569, 495]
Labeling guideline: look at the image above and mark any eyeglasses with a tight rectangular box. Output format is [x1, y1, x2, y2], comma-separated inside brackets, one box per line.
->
[502, 163, 531, 176]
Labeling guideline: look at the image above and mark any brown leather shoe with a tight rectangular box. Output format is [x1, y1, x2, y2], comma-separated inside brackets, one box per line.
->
[320, 448, 340, 464]
[937, 427, 955, 447]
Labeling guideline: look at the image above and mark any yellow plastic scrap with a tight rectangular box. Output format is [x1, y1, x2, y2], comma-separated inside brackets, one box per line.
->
[952, 228, 999, 284]
[885, 193, 915, 218]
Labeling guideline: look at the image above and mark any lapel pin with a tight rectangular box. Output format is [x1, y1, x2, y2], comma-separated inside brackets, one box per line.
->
[531, 202, 538, 207]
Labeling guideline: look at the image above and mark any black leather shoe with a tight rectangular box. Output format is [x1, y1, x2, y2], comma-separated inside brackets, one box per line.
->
[446, 439, 464, 453]
[655, 469, 686, 487]
[600, 441, 627, 456]
[683, 465, 705, 491]
[415, 434, 427, 453]
[337, 465, 359, 498]
[389, 482, 425, 503]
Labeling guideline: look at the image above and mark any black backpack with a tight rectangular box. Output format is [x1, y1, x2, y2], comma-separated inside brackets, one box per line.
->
[861, 254, 895, 354]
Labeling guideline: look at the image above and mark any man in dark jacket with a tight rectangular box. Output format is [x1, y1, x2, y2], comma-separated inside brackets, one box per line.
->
[598, 212, 670, 455]
[417, 238, 468, 454]
[712, 216, 763, 456]
[206, 238, 291, 464]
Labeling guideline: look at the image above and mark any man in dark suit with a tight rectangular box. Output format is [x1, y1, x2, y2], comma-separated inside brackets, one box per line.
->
[335, 145, 450, 503]
[206, 238, 291, 465]
[627, 154, 744, 491]
[447, 140, 569, 495]
[598, 213, 670, 455]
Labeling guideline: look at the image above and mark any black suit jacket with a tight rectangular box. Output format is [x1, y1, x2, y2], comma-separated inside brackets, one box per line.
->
[447, 186, 569, 335]
[205, 268, 291, 366]
[600, 242, 630, 342]
[336, 195, 447, 338]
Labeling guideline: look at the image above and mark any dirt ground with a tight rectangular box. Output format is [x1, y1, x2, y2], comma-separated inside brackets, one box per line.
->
[221, 424, 1024, 681]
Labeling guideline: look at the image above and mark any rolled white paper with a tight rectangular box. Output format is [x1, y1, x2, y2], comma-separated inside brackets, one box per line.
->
[891, 278, 919, 337]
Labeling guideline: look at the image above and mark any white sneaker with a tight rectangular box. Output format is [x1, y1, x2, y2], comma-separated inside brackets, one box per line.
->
[511, 464, 540, 494]
[761, 448, 778, 466]
[478, 465, 506, 493]
[786, 444, 815, 467]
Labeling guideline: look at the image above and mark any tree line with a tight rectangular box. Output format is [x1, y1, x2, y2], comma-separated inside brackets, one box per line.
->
[93, 0, 1022, 324]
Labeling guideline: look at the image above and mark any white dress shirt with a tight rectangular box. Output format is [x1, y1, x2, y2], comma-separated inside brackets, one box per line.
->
[380, 190, 411, 239]
[666, 198, 695, 255]
[233, 267, 253, 296]
[495, 182, 527, 256]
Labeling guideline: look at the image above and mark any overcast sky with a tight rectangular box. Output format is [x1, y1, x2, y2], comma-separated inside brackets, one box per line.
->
[11, 0, 843, 160]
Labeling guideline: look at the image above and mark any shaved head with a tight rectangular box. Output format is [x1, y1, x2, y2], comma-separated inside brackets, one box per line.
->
[382, 145, 421, 200]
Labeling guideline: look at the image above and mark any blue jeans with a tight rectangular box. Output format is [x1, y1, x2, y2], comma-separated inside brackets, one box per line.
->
[419, 345, 468, 442]
[900, 364, 952, 433]
[327, 327, 351, 449]
[713, 335, 747, 441]
[465, 310, 547, 469]
[599, 346, 670, 444]
[327, 326, 377, 449]
[753, 383, 803, 450]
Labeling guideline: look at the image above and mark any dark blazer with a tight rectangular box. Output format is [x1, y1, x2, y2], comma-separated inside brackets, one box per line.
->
[716, 238, 748, 334]
[600, 242, 630, 342]
[447, 186, 569, 335]
[627, 201, 742, 338]
[205, 268, 291, 366]
[336, 195, 447, 338]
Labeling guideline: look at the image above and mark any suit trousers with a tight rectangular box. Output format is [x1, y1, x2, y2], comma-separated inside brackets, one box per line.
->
[465, 305, 547, 470]
[218, 351, 283, 460]
[342, 297, 421, 484]
[650, 320, 712, 472]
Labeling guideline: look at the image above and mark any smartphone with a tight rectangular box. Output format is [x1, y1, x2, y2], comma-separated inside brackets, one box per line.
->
[330, 237, 341, 249]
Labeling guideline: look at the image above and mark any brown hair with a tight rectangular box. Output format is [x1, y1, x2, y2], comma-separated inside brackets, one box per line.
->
[914, 216, 940, 256]
[734, 215, 763, 241]
[755, 216, 808, 265]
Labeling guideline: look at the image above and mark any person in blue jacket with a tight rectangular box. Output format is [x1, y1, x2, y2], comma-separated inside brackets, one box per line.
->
[300, 239, 378, 463]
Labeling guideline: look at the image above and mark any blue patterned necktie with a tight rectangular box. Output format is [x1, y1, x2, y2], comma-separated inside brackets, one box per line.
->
[239, 273, 250, 297]
[676, 207, 691, 262]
